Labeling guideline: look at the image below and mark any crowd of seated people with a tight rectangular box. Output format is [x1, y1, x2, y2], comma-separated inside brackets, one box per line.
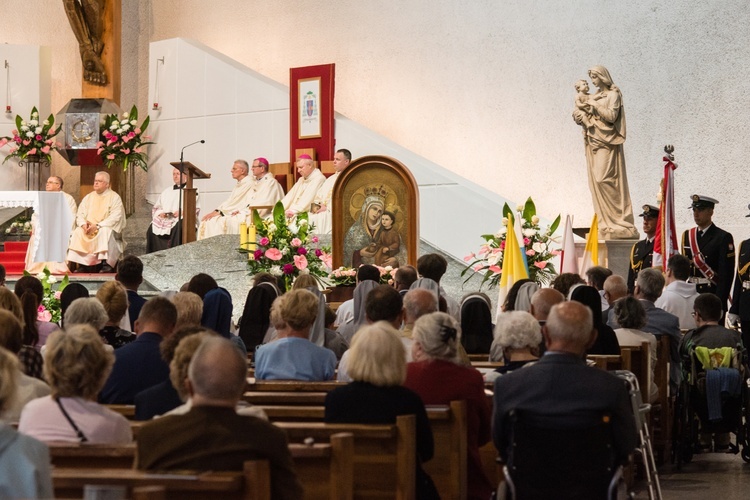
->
[1, 249, 741, 499]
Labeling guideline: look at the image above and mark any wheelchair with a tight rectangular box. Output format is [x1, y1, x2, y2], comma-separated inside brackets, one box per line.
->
[501, 409, 625, 500]
[672, 342, 750, 466]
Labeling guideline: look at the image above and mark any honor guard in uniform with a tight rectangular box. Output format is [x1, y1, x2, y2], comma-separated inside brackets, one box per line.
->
[728, 204, 750, 348]
[627, 205, 659, 294]
[681, 195, 735, 316]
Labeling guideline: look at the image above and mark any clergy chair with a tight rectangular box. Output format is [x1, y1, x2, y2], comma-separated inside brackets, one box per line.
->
[269, 163, 293, 193]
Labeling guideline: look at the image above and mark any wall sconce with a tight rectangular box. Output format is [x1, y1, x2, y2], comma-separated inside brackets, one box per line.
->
[152, 57, 165, 110]
[4, 60, 11, 115]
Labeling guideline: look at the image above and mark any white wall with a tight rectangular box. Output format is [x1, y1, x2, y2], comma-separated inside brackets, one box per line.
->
[0, 44, 52, 190]
[4, 1, 750, 257]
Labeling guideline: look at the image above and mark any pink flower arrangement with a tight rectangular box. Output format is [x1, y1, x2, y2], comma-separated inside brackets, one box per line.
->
[0, 107, 60, 165]
[463, 197, 561, 288]
[244, 202, 330, 291]
[96, 105, 154, 171]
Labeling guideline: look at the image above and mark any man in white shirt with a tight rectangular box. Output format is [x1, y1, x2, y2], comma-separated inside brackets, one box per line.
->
[66, 171, 125, 273]
[655, 254, 699, 330]
[198, 159, 283, 239]
[146, 167, 200, 253]
[309, 149, 351, 234]
[281, 155, 325, 217]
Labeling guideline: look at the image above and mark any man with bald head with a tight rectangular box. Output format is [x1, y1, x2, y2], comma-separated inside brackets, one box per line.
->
[493, 301, 636, 466]
[529, 288, 565, 325]
[198, 158, 283, 239]
[66, 170, 125, 272]
[281, 154, 326, 217]
[137, 337, 302, 499]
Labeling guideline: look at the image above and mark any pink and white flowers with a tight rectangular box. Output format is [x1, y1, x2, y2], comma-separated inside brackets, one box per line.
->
[462, 197, 561, 288]
[244, 202, 330, 291]
[0, 107, 60, 164]
[96, 105, 154, 171]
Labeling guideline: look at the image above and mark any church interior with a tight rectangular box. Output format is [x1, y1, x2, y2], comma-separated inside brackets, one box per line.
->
[2, 0, 750, 498]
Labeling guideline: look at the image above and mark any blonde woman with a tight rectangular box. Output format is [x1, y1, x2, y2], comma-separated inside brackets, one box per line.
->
[325, 321, 437, 499]
[18, 326, 132, 444]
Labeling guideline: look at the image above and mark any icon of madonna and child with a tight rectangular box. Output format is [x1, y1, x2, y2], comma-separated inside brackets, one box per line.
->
[343, 184, 408, 268]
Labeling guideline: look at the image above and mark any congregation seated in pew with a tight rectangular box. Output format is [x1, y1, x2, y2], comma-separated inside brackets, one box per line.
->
[137, 336, 303, 499]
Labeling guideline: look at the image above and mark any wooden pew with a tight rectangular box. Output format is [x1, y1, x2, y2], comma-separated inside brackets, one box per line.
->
[276, 415, 417, 500]
[242, 391, 328, 405]
[245, 379, 346, 392]
[467, 353, 490, 362]
[258, 401, 470, 500]
[651, 335, 672, 464]
[53, 460, 271, 500]
[290, 432, 354, 500]
[105, 404, 136, 419]
[49, 442, 136, 469]
[49, 435, 355, 500]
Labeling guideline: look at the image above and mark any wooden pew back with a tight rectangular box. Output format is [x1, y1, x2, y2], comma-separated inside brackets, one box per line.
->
[276, 415, 417, 500]
[53, 460, 271, 500]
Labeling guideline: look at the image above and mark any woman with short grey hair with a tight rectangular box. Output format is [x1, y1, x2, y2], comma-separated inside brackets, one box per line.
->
[488, 311, 541, 375]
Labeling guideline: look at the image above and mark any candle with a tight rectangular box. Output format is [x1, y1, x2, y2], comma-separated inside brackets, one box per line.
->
[248, 224, 257, 260]
[239, 222, 248, 249]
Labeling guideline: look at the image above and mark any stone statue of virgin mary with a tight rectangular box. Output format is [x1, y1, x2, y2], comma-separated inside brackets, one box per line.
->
[573, 65, 638, 240]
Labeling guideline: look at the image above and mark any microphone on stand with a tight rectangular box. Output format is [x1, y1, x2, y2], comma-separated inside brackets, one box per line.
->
[178, 140, 206, 245]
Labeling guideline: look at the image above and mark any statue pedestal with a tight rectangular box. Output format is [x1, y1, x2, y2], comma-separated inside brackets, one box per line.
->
[575, 238, 636, 278]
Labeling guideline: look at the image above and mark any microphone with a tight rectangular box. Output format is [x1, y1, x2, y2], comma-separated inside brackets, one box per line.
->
[181, 139, 205, 155]
[180, 140, 205, 164]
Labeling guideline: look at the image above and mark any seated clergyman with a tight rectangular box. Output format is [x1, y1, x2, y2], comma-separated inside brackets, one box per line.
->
[66, 171, 125, 273]
[146, 167, 200, 253]
[281, 154, 326, 218]
[198, 158, 283, 239]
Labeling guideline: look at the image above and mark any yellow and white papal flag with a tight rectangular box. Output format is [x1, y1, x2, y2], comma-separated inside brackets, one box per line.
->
[579, 214, 599, 276]
[497, 212, 530, 318]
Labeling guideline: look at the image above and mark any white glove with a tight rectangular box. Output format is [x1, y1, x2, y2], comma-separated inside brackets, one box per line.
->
[727, 312, 741, 327]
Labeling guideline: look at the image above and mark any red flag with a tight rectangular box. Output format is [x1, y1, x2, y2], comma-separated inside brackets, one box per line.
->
[653, 156, 678, 269]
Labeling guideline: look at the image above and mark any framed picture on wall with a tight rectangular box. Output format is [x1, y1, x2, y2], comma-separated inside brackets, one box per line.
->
[298, 77, 322, 139]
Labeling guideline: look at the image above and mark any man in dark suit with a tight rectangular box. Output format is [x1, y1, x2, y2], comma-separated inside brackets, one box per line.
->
[99, 297, 177, 404]
[681, 195, 735, 316]
[728, 204, 750, 349]
[115, 255, 147, 331]
[627, 205, 658, 294]
[137, 336, 303, 499]
[493, 301, 637, 465]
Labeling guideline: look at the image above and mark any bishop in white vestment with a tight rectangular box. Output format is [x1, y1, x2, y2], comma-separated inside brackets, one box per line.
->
[281, 155, 326, 217]
[198, 158, 284, 239]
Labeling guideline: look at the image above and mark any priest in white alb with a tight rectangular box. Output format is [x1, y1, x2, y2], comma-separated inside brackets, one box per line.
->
[198, 158, 283, 239]
[309, 148, 351, 234]
[66, 171, 126, 273]
[282, 154, 326, 218]
[146, 167, 201, 253]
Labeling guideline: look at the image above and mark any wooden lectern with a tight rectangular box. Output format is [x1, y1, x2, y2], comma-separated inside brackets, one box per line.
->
[170, 161, 211, 244]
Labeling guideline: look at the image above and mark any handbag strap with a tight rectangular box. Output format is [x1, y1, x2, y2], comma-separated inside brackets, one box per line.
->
[55, 397, 88, 443]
